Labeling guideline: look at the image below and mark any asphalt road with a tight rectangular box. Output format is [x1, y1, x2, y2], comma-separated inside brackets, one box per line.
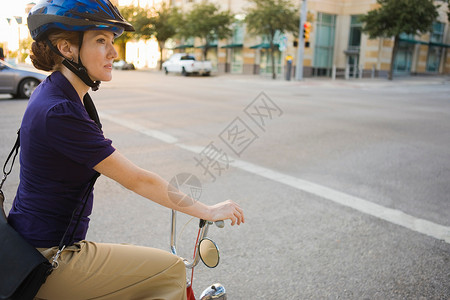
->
[1, 71, 449, 299]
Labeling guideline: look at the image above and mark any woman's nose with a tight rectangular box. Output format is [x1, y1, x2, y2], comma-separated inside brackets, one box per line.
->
[109, 43, 118, 60]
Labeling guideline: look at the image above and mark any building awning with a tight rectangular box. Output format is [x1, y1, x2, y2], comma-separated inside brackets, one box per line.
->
[221, 43, 243, 48]
[249, 43, 279, 49]
[173, 44, 194, 49]
[196, 44, 218, 49]
[398, 38, 428, 45]
[429, 41, 450, 48]
[398, 38, 450, 48]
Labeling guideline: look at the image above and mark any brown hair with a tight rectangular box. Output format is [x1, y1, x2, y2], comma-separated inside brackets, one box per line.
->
[30, 30, 79, 72]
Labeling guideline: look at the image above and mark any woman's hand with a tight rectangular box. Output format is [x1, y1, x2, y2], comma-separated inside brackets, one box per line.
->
[208, 200, 245, 226]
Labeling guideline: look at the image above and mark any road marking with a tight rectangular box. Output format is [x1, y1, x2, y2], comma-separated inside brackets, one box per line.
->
[229, 159, 450, 244]
[100, 113, 450, 244]
[100, 112, 178, 144]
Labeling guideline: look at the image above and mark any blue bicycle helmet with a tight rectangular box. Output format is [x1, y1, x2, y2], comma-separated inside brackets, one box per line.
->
[28, 0, 134, 41]
[27, 0, 134, 91]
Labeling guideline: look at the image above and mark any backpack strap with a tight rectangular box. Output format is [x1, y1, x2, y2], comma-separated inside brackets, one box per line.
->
[84, 93, 102, 129]
[1, 130, 20, 191]
[52, 93, 103, 268]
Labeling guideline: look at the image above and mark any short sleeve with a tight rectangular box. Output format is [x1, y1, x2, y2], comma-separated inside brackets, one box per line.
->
[46, 101, 115, 169]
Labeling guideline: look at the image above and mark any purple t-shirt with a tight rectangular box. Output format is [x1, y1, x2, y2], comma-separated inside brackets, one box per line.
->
[8, 71, 115, 248]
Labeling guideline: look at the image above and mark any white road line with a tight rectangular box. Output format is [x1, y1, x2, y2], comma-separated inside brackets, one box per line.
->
[100, 112, 178, 144]
[230, 159, 450, 244]
[100, 113, 450, 244]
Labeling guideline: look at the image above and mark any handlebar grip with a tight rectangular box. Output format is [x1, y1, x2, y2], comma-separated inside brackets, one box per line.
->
[215, 220, 224, 228]
[199, 219, 207, 228]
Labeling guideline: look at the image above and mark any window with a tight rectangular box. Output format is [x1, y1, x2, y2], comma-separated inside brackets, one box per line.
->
[232, 23, 244, 44]
[348, 15, 362, 50]
[427, 22, 445, 72]
[430, 22, 444, 43]
[346, 15, 363, 77]
[231, 48, 243, 74]
[394, 43, 413, 73]
[181, 55, 195, 61]
[313, 13, 336, 76]
[259, 49, 282, 76]
[185, 37, 195, 45]
[394, 33, 414, 74]
[426, 47, 442, 72]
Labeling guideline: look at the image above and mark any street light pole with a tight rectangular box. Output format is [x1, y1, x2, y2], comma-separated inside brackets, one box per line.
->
[295, 0, 307, 80]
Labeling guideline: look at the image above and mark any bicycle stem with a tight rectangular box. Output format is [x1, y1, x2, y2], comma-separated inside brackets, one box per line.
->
[170, 209, 211, 269]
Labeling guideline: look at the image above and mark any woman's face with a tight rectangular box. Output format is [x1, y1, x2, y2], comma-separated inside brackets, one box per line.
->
[79, 30, 118, 82]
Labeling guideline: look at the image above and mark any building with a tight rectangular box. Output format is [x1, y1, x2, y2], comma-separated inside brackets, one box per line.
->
[166, 0, 450, 78]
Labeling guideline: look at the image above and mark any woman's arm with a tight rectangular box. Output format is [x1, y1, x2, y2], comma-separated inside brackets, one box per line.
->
[94, 151, 244, 225]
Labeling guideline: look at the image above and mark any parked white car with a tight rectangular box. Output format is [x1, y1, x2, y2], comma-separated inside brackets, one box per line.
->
[162, 53, 212, 76]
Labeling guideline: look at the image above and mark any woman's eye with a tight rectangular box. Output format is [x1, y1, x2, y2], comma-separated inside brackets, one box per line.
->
[97, 38, 106, 44]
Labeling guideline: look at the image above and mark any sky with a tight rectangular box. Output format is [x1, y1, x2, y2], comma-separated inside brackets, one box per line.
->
[0, 0, 33, 18]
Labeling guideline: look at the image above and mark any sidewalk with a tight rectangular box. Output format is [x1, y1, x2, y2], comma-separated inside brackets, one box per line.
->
[139, 67, 450, 89]
[16, 61, 449, 89]
[15, 60, 450, 88]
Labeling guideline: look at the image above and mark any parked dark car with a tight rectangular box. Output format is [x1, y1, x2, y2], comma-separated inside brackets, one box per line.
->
[113, 60, 135, 70]
[0, 60, 47, 98]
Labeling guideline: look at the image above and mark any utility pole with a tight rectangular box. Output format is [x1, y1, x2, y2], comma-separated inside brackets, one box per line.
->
[295, 0, 307, 80]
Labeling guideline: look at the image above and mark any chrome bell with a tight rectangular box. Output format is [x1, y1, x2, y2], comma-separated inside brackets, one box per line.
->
[199, 283, 226, 300]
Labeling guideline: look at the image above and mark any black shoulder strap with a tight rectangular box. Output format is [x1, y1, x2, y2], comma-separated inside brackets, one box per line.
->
[56, 94, 102, 248]
[52, 94, 103, 267]
[0, 130, 20, 191]
[57, 172, 100, 250]
[83, 93, 102, 129]
[1, 130, 20, 220]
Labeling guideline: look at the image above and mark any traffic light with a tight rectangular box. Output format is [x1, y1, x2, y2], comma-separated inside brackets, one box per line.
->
[303, 21, 311, 48]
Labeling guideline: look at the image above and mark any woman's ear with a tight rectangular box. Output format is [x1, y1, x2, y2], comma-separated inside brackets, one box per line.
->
[56, 39, 78, 61]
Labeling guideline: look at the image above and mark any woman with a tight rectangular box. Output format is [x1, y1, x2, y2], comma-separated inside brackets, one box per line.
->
[8, 0, 244, 299]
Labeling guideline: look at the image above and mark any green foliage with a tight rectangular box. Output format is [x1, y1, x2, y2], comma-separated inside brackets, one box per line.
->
[245, 0, 299, 79]
[19, 37, 33, 62]
[114, 5, 151, 59]
[116, 5, 151, 44]
[360, 0, 439, 39]
[148, 3, 179, 44]
[180, 2, 234, 43]
[245, 0, 299, 38]
[20, 37, 33, 52]
[178, 1, 234, 59]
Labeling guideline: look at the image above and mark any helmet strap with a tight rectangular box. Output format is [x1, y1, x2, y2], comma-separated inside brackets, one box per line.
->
[45, 34, 100, 91]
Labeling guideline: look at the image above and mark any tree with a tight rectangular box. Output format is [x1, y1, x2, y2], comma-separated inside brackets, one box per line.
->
[20, 37, 33, 62]
[116, 5, 152, 60]
[245, 0, 299, 79]
[148, 3, 180, 70]
[179, 2, 234, 60]
[360, 0, 439, 80]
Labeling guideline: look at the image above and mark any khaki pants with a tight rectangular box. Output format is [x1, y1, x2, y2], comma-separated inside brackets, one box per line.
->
[35, 241, 187, 300]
